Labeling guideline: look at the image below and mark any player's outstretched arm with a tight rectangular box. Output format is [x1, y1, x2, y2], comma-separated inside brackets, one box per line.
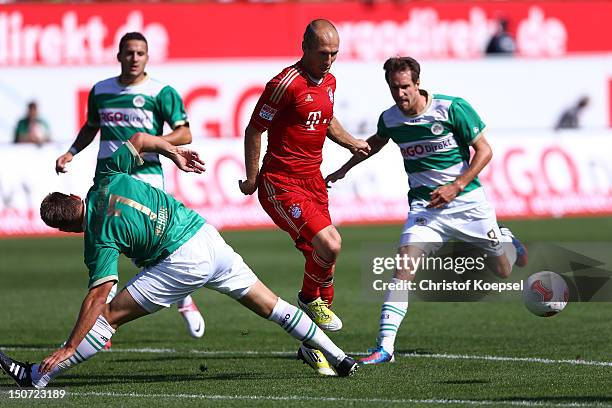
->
[39, 281, 114, 374]
[239, 124, 263, 195]
[325, 133, 389, 188]
[326, 116, 371, 156]
[129, 133, 205, 174]
[55, 123, 99, 174]
[428, 133, 492, 208]
[160, 124, 192, 146]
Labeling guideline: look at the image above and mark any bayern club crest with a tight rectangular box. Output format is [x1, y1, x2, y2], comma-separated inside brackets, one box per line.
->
[289, 203, 302, 219]
[327, 87, 334, 104]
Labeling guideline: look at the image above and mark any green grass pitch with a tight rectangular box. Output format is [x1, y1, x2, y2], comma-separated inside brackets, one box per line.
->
[1, 217, 612, 407]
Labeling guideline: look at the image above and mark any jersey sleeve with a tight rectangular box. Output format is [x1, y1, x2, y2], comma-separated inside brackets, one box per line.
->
[86, 86, 100, 127]
[158, 85, 189, 129]
[376, 113, 391, 140]
[96, 141, 145, 178]
[448, 98, 486, 146]
[85, 244, 120, 289]
[248, 77, 292, 132]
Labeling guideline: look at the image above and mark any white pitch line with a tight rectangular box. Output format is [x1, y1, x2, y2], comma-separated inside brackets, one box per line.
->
[2, 346, 612, 368]
[0, 391, 609, 408]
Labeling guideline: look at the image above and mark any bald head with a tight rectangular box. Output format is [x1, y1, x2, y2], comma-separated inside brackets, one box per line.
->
[301, 19, 340, 80]
[303, 19, 339, 51]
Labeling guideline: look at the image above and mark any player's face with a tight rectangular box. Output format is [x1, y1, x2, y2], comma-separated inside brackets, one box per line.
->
[388, 70, 421, 115]
[302, 35, 339, 80]
[118, 40, 149, 83]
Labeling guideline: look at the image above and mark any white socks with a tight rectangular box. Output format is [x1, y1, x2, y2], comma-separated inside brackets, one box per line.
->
[268, 298, 345, 365]
[377, 278, 409, 354]
[31, 315, 115, 388]
[176, 295, 194, 309]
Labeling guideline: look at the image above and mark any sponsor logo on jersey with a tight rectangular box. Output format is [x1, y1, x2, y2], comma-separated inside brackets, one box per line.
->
[327, 87, 334, 104]
[305, 111, 322, 131]
[289, 203, 302, 219]
[133, 95, 145, 108]
[399, 135, 457, 159]
[305, 94, 313, 103]
[259, 104, 277, 121]
[99, 108, 153, 129]
[431, 122, 444, 135]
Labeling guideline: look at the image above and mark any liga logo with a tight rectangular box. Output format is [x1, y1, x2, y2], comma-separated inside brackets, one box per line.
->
[288, 203, 302, 219]
[259, 104, 277, 121]
[327, 87, 334, 104]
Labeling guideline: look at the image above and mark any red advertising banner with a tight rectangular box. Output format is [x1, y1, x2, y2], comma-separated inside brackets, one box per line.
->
[0, 1, 610, 65]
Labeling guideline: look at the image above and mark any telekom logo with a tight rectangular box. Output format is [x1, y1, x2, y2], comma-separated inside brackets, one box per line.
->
[305, 111, 322, 131]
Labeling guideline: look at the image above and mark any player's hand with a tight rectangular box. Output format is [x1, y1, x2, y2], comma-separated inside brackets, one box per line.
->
[172, 148, 206, 174]
[427, 183, 462, 208]
[55, 152, 74, 174]
[39, 346, 75, 374]
[325, 169, 348, 188]
[350, 139, 371, 158]
[239, 178, 258, 195]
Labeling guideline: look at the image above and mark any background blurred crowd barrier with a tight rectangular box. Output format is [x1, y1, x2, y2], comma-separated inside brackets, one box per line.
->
[1, 56, 611, 142]
[1, 1, 610, 236]
[1, 130, 611, 237]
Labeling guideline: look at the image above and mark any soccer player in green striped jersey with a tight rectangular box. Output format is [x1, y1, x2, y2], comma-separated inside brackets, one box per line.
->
[0, 133, 357, 387]
[326, 56, 527, 365]
[54, 32, 204, 339]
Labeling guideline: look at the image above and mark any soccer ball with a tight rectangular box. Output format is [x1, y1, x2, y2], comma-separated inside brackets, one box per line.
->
[522, 271, 569, 317]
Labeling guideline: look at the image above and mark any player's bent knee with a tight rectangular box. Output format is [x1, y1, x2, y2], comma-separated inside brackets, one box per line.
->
[312, 226, 341, 261]
[326, 238, 341, 260]
[395, 268, 416, 282]
[488, 255, 512, 279]
[489, 259, 512, 279]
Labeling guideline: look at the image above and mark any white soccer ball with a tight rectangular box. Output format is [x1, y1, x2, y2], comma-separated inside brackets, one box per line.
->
[522, 271, 569, 317]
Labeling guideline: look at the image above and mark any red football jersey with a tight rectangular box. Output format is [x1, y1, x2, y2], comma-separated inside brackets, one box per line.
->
[249, 61, 336, 177]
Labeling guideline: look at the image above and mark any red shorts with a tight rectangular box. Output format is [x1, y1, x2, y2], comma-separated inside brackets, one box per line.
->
[258, 172, 332, 243]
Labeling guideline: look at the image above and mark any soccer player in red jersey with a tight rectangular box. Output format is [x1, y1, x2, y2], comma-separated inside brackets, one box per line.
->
[239, 19, 370, 375]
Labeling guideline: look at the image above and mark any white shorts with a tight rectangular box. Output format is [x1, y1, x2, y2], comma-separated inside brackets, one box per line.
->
[126, 223, 258, 313]
[399, 200, 508, 257]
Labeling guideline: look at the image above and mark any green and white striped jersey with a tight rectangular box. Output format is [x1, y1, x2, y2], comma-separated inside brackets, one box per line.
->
[87, 75, 188, 183]
[377, 91, 487, 211]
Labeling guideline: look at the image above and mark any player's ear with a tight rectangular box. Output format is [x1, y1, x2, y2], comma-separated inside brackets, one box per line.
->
[301, 41, 307, 53]
[116, 52, 121, 62]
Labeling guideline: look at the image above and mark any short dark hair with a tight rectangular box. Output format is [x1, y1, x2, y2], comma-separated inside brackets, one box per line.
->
[383, 56, 420, 84]
[118, 32, 148, 54]
[40, 192, 82, 229]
